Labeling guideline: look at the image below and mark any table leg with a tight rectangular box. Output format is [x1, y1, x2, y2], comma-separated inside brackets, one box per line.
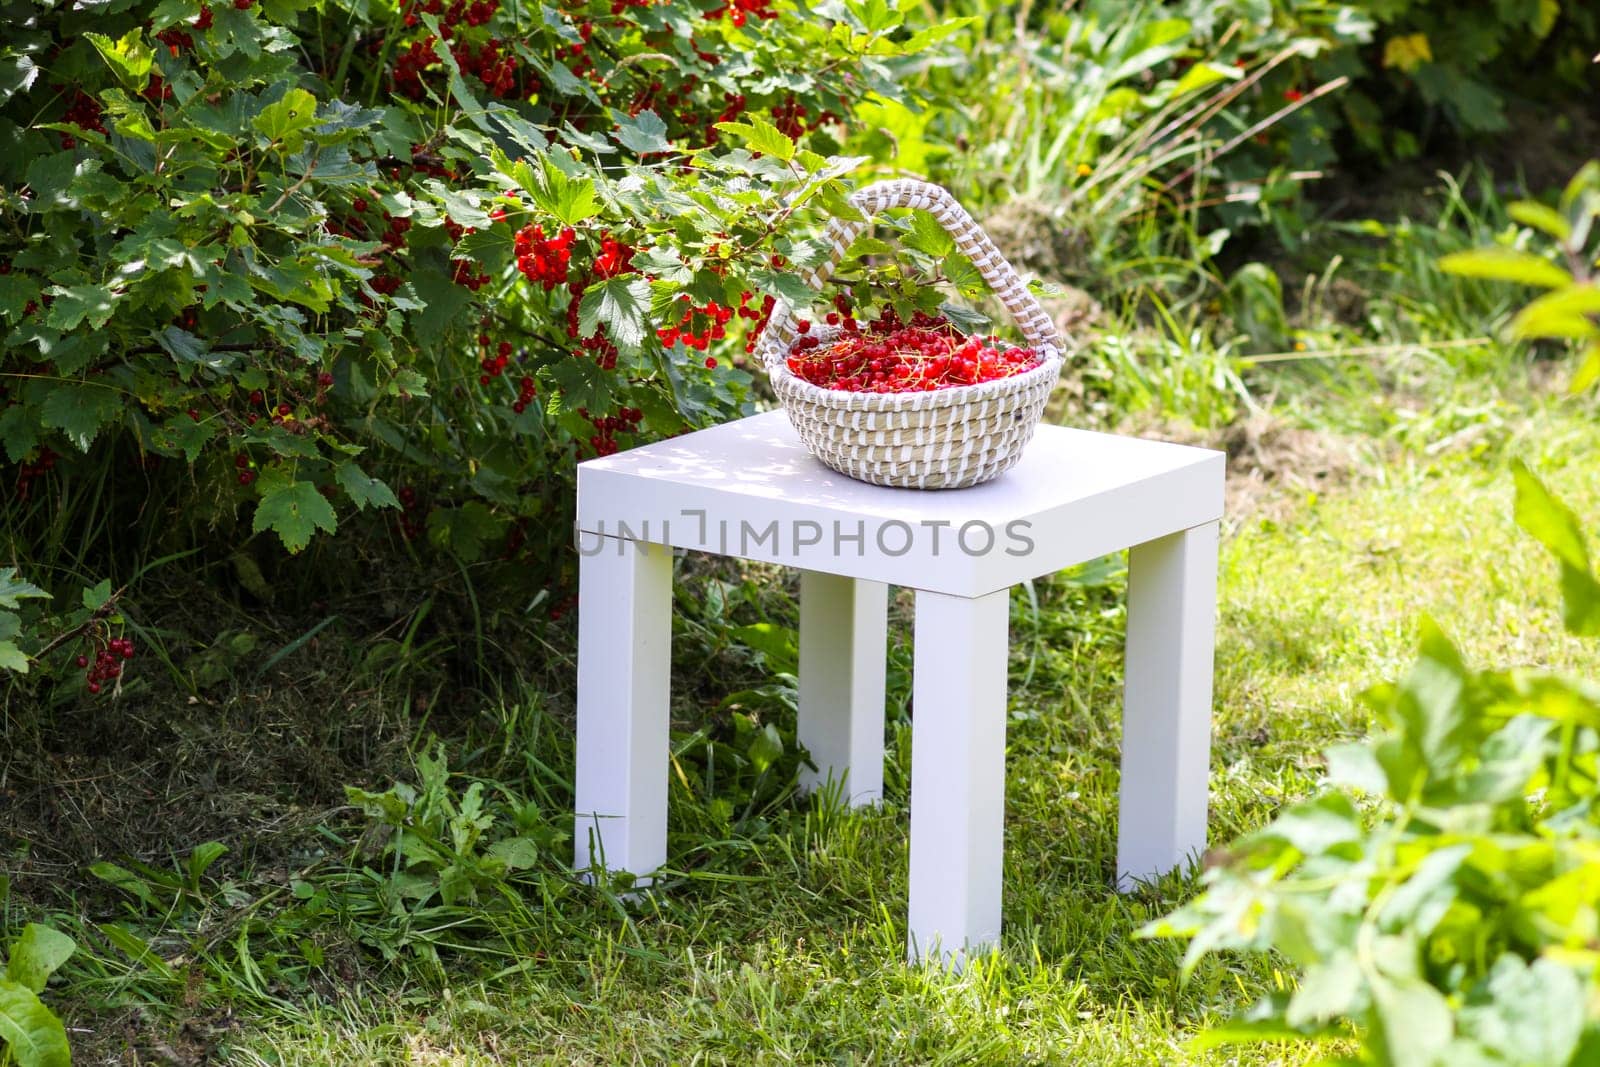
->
[1117, 521, 1218, 890]
[573, 533, 674, 882]
[906, 587, 1010, 968]
[797, 571, 888, 807]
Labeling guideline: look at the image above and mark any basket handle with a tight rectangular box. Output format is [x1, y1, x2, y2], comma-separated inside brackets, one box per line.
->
[753, 179, 1063, 373]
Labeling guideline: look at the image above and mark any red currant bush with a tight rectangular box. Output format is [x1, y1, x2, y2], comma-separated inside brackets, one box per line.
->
[0, 0, 934, 573]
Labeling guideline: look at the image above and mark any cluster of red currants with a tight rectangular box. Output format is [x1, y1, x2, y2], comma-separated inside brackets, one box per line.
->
[738, 289, 779, 354]
[707, 0, 777, 27]
[514, 224, 576, 290]
[234, 453, 256, 486]
[391, 0, 533, 100]
[579, 406, 643, 457]
[511, 374, 538, 414]
[593, 234, 635, 278]
[57, 90, 106, 149]
[657, 295, 733, 358]
[377, 211, 413, 252]
[770, 94, 840, 141]
[785, 311, 1042, 393]
[448, 36, 527, 98]
[154, 24, 193, 56]
[78, 636, 134, 696]
[576, 330, 620, 371]
[476, 336, 514, 384]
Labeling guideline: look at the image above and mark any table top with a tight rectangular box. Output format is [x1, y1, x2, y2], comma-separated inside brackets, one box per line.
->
[577, 411, 1223, 596]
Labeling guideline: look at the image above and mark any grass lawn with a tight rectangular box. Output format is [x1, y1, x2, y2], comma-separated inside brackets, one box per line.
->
[132, 389, 1590, 1066]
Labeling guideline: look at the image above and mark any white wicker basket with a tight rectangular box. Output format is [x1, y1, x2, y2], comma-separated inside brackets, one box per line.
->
[752, 180, 1063, 490]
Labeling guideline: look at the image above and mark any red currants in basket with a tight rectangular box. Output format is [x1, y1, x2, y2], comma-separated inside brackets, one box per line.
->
[784, 310, 1041, 393]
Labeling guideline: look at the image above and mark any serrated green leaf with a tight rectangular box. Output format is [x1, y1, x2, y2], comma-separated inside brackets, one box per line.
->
[612, 109, 672, 155]
[1438, 248, 1572, 289]
[424, 501, 505, 562]
[0, 53, 40, 106]
[713, 115, 794, 161]
[528, 158, 601, 226]
[0, 569, 46, 613]
[40, 383, 122, 452]
[252, 87, 318, 149]
[85, 30, 153, 91]
[81, 579, 112, 612]
[579, 277, 652, 355]
[334, 462, 400, 510]
[252, 480, 338, 553]
[0, 641, 28, 673]
[44, 284, 118, 332]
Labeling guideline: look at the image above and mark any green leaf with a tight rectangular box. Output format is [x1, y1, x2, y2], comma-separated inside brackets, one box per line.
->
[1391, 619, 1473, 784]
[252, 480, 338, 553]
[612, 109, 672, 155]
[1456, 956, 1583, 1066]
[0, 53, 40, 106]
[486, 837, 540, 870]
[713, 115, 795, 162]
[185, 842, 228, 888]
[0, 408, 37, 465]
[424, 501, 505, 562]
[1507, 200, 1572, 242]
[1250, 792, 1361, 857]
[0, 641, 28, 673]
[579, 277, 652, 355]
[1173, 60, 1239, 96]
[44, 284, 118, 332]
[344, 784, 414, 824]
[1370, 972, 1455, 1067]
[0, 979, 71, 1067]
[528, 158, 602, 227]
[81, 579, 112, 612]
[456, 226, 515, 274]
[1571, 341, 1600, 394]
[334, 462, 400, 511]
[0, 569, 48, 612]
[85, 30, 153, 91]
[1513, 460, 1589, 571]
[900, 15, 976, 52]
[747, 722, 784, 773]
[6, 926, 75, 995]
[1438, 248, 1572, 289]
[40, 383, 122, 452]
[409, 261, 474, 348]
[1510, 284, 1600, 341]
[252, 87, 319, 149]
[87, 862, 160, 909]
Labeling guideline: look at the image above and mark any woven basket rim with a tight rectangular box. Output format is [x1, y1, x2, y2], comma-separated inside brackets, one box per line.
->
[772, 345, 1063, 412]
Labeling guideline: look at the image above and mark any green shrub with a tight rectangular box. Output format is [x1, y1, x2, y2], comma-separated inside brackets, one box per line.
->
[1331, 0, 1600, 156]
[0, 0, 926, 576]
[1146, 463, 1600, 1064]
[1441, 161, 1600, 392]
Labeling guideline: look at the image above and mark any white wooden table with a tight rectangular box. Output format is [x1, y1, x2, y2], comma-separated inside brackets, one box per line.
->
[573, 410, 1224, 966]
